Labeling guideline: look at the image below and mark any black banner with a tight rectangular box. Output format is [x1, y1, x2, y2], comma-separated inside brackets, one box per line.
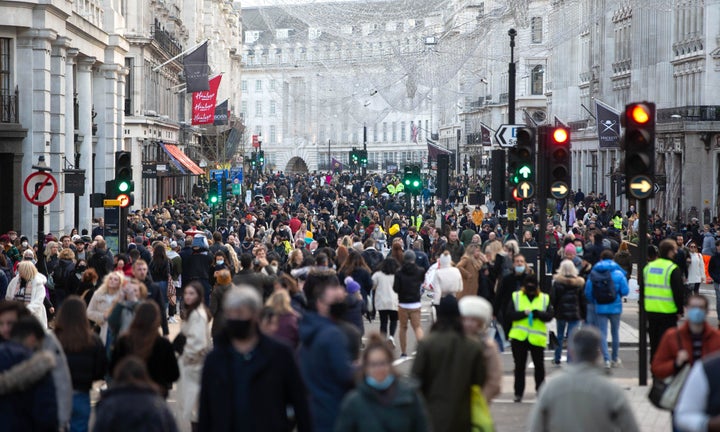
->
[183, 41, 209, 93]
[595, 100, 621, 148]
[214, 99, 228, 125]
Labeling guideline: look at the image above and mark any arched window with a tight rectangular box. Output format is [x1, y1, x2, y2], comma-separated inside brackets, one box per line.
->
[531, 65, 544, 95]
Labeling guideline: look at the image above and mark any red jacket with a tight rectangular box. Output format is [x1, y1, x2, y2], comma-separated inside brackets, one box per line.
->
[651, 322, 720, 379]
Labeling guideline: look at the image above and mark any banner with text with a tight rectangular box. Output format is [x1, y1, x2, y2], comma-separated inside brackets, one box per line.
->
[595, 99, 621, 148]
[214, 99, 228, 125]
[192, 75, 222, 125]
[183, 41, 210, 93]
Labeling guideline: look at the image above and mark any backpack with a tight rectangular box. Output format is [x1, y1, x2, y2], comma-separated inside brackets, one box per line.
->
[590, 269, 617, 304]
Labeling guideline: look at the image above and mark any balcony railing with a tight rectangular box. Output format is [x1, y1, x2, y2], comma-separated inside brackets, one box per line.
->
[73, 0, 104, 27]
[152, 19, 183, 59]
[0, 89, 18, 123]
[657, 106, 720, 123]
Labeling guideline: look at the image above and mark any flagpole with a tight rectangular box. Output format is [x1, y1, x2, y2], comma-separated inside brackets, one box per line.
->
[152, 39, 209, 72]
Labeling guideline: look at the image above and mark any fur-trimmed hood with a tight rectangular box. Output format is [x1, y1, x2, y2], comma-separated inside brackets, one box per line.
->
[553, 274, 585, 287]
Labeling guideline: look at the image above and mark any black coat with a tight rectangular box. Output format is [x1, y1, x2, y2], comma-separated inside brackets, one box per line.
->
[393, 262, 426, 304]
[65, 334, 107, 391]
[551, 275, 586, 321]
[92, 386, 178, 432]
[110, 335, 179, 398]
[198, 334, 311, 432]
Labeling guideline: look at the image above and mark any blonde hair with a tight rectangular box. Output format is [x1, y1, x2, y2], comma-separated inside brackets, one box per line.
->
[266, 289, 296, 315]
[504, 239, 519, 256]
[97, 271, 125, 295]
[484, 240, 503, 262]
[45, 241, 59, 259]
[226, 246, 240, 273]
[58, 248, 76, 261]
[556, 259, 579, 278]
[17, 261, 38, 281]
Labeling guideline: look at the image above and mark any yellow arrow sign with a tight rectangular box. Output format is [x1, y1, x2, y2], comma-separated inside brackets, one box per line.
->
[520, 182, 531, 195]
[103, 199, 121, 206]
[630, 179, 652, 193]
[551, 184, 568, 195]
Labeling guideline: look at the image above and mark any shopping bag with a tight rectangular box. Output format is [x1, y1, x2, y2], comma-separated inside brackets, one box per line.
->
[471, 385, 494, 432]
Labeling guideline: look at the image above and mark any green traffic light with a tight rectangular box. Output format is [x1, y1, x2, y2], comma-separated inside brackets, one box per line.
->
[404, 179, 410, 186]
[210, 196, 218, 204]
[518, 165, 532, 179]
[118, 181, 130, 193]
[412, 180, 420, 188]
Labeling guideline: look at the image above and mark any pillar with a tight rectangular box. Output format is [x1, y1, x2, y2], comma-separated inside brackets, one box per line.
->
[77, 57, 95, 234]
[50, 37, 71, 235]
[64, 48, 79, 233]
[94, 64, 120, 197]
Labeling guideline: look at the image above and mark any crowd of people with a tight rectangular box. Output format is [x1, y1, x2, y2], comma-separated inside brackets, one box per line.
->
[1, 171, 720, 430]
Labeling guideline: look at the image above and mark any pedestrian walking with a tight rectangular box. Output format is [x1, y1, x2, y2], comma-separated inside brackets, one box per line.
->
[687, 242, 706, 297]
[5, 261, 49, 329]
[372, 257, 400, 346]
[552, 259, 585, 365]
[429, 251, 463, 303]
[394, 250, 426, 357]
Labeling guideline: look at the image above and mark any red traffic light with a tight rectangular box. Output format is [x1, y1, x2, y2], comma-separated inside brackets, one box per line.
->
[552, 128, 568, 144]
[630, 104, 651, 124]
[512, 188, 522, 202]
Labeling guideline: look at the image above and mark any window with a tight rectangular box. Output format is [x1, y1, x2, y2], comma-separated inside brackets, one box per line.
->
[276, 29, 289, 39]
[255, 125, 262, 136]
[269, 125, 277, 143]
[373, 124, 378, 142]
[319, 125, 326, 143]
[241, 101, 248, 117]
[392, 122, 397, 141]
[531, 65, 544, 95]
[124, 57, 133, 116]
[531, 17, 543, 44]
[400, 121, 406, 141]
[255, 100, 262, 117]
[241, 80, 247, 91]
[270, 79, 276, 90]
[270, 101, 276, 116]
[382, 122, 388, 141]
[255, 80, 262, 92]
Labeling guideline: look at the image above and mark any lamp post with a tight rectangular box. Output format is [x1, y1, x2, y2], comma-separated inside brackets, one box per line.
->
[257, 134, 263, 175]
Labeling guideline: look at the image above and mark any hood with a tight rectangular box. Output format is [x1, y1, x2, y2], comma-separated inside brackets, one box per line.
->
[298, 312, 334, 346]
[593, 259, 626, 276]
[553, 274, 585, 287]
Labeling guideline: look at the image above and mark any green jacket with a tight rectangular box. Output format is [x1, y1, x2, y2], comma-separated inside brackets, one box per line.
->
[412, 329, 486, 432]
[335, 379, 430, 432]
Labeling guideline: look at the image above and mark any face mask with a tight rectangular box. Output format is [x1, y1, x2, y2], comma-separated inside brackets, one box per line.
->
[366, 374, 395, 391]
[21, 241, 28, 248]
[216, 260, 224, 266]
[225, 319, 254, 340]
[514, 265, 525, 274]
[77, 265, 87, 273]
[687, 307, 706, 325]
[329, 300, 348, 318]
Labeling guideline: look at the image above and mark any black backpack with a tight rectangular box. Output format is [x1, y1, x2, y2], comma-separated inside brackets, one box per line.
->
[590, 269, 617, 304]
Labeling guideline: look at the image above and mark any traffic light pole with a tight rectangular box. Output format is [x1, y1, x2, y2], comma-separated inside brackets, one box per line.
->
[508, 28, 518, 237]
[638, 197, 649, 386]
[362, 125, 367, 177]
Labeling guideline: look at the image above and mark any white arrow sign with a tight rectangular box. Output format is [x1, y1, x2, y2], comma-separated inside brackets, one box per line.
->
[494, 124, 525, 147]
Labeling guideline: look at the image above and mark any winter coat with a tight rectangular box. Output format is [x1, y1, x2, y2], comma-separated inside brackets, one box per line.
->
[445, 241, 465, 264]
[709, 251, 720, 283]
[651, 322, 720, 379]
[613, 250, 632, 279]
[702, 232, 716, 256]
[393, 263, 425, 305]
[335, 379, 431, 432]
[411, 329, 486, 432]
[371, 272, 399, 311]
[62, 334, 107, 392]
[86, 288, 122, 345]
[5, 273, 48, 328]
[552, 275, 586, 321]
[110, 335, 179, 398]
[92, 386, 178, 432]
[177, 307, 211, 423]
[0, 341, 58, 432]
[688, 252, 706, 284]
[209, 283, 233, 338]
[342, 293, 364, 335]
[273, 312, 300, 349]
[456, 256, 482, 300]
[199, 334, 312, 432]
[430, 266, 463, 305]
[298, 312, 354, 432]
[584, 259, 629, 315]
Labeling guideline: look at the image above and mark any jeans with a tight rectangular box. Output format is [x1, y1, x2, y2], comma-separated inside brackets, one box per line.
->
[596, 313, 621, 362]
[554, 320, 580, 363]
[70, 391, 90, 432]
[585, 303, 597, 327]
[156, 280, 168, 315]
[378, 310, 398, 337]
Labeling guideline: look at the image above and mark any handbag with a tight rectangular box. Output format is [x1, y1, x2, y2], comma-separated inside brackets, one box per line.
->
[172, 332, 187, 355]
[648, 331, 691, 410]
[470, 384, 494, 432]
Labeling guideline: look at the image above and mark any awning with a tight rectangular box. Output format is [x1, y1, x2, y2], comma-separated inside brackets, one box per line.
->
[160, 143, 205, 175]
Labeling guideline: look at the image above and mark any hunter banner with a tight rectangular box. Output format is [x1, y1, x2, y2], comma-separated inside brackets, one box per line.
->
[192, 75, 222, 125]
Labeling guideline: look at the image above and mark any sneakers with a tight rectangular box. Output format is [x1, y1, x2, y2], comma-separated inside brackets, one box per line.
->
[604, 360, 612, 369]
[168, 316, 178, 324]
[388, 335, 396, 348]
[514, 395, 522, 403]
[552, 360, 561, 367]
[400, 353, 408, 358]
[611, 359, 623, 368]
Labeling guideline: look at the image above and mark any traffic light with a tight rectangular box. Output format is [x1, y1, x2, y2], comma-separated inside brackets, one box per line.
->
[250, 151, 257, 167]
[350, 149, 359, 166]
[402, 165, 422, 194]
[358, 149, 368, 167]
[208, 179, 219, 206]
[258, 150, 265, 166]
[115, 151, 133, 194]
[545, 126, 571, 199]
[507, 127, 535, 199]
[623, 102, 655, 199]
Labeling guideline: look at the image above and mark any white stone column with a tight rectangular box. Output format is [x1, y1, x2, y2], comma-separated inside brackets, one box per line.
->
[50, 37, 70, 235]
[77, 57, 96, 234]
[64, 48, 79, 233]
[17, 30, 56, 240]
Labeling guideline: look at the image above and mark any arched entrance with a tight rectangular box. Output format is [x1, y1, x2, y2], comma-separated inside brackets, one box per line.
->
[285, 156, 309, 174]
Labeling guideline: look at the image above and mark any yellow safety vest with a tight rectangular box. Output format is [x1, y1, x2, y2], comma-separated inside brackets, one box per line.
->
[508, 291, 549, 347]
[411, 215, 422, 231]
[643, 258, 678, 314]
[612, 216, 623, 230]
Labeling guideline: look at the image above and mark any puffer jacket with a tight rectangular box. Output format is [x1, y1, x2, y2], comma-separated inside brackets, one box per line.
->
[552, 275, 586, 321]
[584, 259, 629, 315]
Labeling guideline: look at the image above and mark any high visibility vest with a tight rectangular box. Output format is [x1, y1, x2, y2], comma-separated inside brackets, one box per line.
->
[612, 216, 623, 230]
[643, 258, 678, 314]
[411, 215, 422, 230]
[508, 291, 549, 347]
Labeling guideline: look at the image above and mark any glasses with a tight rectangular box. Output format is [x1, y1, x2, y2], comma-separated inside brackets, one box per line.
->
[689, 245, 697, 249]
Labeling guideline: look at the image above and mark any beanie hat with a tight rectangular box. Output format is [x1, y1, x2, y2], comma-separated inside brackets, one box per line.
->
[403, 249, 416, 263]
[564, 243, 576, 256]
[439, 253, 452, 267]
[459, 296, 493, 322]
[344, 276, 361, 294]
[435, 295, 460, 320]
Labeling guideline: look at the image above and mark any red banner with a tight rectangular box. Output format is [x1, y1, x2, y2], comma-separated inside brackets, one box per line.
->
[191, 75, 222, 125]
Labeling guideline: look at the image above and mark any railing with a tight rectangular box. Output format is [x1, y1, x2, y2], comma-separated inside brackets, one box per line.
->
[73, 0, 104, 27]
[152, 19, 183, 59]
[657, 106, 720, 123]
[0, 89, 18, 123]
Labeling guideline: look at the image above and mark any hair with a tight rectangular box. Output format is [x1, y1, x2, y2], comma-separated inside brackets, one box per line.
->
[181, 281, 207, 321]
[288, 249, 304, 266]
[132, 258, 148, 269]
[226, 245, 240, 272]
[390, 241, 404, 263]
[240, 253, 253, 269]
[45, 241, 59, 260]
[304, 270, 341, 311]
[556, 259, 579, 278]
[276, 273, 300, 294]
[224, 285, 263, 314]
[338, 249, 371, 276]
[377, 257, 400, 275]
[123, 301, 161, 361]
[16, 261, 38, 282]
[659, 238, 677, 259]
[618, 241, 630, 252]
[570, 327, 602, 363]
[266, 289, 296, 316]
[112, 355, 161, 394]
[151, 244, 168, 267]
[335, 245, 349, 269]
[361, 333, 397, 377]
[58, 248, 76, 261]
[81, 267, 98, 284]
[687, 294, 710, 310]
[484, 240, 503, 262]
[123, 278, 148, 300]
[0, 300, 27, 319]
[599, 249, 615, 260]
[504, 239, 520, 256]
[54, 296, 94, 353]
[10, 315, 45, 343]
[215, 269, 232, 286]
[463, 243, 481, 260]
[97, 271, 124, 295]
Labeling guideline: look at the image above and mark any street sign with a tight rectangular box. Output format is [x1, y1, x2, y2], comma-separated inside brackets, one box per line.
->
[494, 124, 525, 147]
[117, 194, 130, 208]
[517, 181, 534, 199]
[23, 171, 58, 206]
[508, 207, 517, 221]
[103, 199, 121, 207]
[550, 181, 569, 199]
[252, 134, 259, 148]
[629, 175, 653, 199]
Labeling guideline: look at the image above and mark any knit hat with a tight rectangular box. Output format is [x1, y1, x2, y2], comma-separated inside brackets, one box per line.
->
[439, 253, 452, 267]
[564, 243, 576, 256]
[459, 296, 493, 322]
[435, 295, 460, 320]
[344, 276, 361, 294]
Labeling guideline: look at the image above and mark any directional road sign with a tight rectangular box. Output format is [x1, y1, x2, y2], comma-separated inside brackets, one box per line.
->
[117, 194, 130, 208]
[517, 181, 534, 199]
[103, 199, 121, 207]
[518, 165, 532, 179]
[629, 175, 653, 199]
[550, 181, 569, 199]
[494, 124, 525, 147]
[23, 171, 58, 206]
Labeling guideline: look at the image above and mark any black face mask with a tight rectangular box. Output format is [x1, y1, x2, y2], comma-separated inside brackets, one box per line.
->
[76, 265, 87, 273]
[225, 319, 254, 340]
[329, 300, 348, 319]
